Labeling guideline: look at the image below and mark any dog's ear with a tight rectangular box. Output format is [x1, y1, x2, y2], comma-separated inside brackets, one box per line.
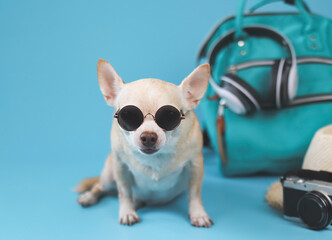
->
[179, 64, 210, 110]
[97, 59, 125, 106]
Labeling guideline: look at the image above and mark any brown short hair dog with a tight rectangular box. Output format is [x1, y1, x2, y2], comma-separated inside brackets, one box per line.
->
[76, 60, 212, 227]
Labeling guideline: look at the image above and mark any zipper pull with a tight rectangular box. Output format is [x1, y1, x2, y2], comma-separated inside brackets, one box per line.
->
[228, 65, 237, 74]
[217, 99, 226, 134]
[216, 99, 227, 165]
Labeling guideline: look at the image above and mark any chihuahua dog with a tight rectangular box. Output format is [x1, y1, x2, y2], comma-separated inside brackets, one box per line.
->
[75, 59, 212, 227]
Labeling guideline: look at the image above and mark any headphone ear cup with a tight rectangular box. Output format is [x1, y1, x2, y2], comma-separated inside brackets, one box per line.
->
[270, 59, 288, 108]
[280, 60, 292, 106]
[222, 73, 261, 115]
[220, 80, 253, 115]
[270, 60, 280, 108]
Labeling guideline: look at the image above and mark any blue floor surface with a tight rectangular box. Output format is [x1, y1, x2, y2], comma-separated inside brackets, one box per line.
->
[1, 148, 331, 240]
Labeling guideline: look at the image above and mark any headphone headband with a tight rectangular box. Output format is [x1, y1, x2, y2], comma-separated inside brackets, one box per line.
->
[207, 26, 296, 72]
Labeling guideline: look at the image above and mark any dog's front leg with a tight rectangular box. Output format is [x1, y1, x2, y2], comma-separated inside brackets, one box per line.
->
[114, 159, 140, 226]
[188, 153, 213, 228]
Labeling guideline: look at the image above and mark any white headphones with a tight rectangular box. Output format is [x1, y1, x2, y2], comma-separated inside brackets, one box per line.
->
[207, 26, 298, 115]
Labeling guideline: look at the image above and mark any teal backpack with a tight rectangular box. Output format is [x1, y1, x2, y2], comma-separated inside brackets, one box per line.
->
[198, 0, 332, 176]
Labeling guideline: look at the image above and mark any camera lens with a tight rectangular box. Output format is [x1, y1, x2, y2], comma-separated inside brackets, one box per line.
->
[297, 190, 332, 230]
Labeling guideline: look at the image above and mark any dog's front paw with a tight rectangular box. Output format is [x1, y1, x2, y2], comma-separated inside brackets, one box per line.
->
[77, 191, 98, 207]
[119, 210, 140, 226]
[190, 214, 213, 228]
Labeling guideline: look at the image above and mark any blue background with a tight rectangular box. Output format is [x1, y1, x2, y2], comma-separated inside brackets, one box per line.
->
[1, 0, 332, 239]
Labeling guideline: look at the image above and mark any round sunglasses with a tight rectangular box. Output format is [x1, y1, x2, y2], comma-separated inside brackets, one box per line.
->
[114, 105, 185, 131]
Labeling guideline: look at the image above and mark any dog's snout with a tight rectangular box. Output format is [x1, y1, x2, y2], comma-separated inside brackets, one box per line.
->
[140, 132, 158, 147]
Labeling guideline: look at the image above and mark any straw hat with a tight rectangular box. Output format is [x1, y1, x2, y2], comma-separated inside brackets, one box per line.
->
[302, 124, 332, 172]
[266, 124, 332, 209]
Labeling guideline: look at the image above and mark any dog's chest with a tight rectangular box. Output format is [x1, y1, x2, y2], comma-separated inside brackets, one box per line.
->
[130, 165, 191, 204]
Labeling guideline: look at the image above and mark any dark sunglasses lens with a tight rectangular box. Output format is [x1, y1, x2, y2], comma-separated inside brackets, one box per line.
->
[155, 105, 181, 130]
[117, 106, 143, 131]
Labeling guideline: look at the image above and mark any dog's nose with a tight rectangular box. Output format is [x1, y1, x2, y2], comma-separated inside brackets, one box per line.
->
[140, 132, 158, 147]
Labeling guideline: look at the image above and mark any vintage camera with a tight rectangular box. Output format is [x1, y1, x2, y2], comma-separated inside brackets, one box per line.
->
[281, 169, 332, 230]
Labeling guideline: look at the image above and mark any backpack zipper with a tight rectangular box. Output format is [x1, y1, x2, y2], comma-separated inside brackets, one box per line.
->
[229, 57, 332, 72]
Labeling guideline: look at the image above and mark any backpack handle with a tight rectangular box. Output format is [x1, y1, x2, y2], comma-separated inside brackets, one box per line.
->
[249, 0, 311, 14]
[235, 0, 313, 39]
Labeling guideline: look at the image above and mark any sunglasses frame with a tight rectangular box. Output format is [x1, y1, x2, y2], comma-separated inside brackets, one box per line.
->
[114, 105, 186, 131]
